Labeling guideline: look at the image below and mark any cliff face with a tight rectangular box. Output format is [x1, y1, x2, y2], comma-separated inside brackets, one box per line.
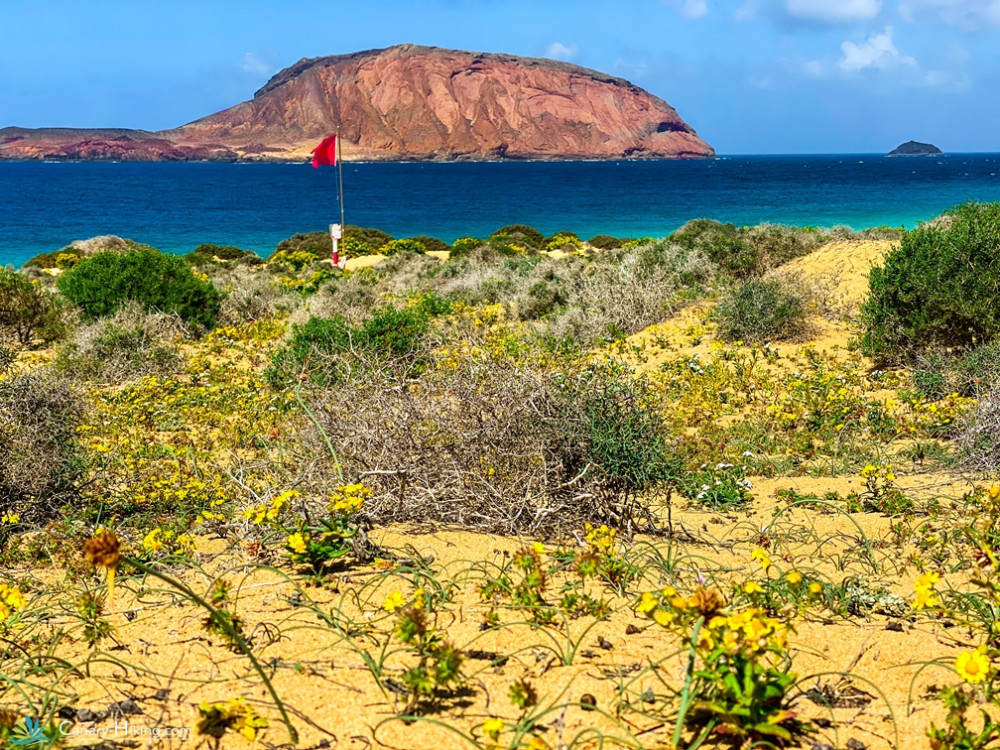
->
[0, 127, 238, 161]
[1, 45, 714, 162]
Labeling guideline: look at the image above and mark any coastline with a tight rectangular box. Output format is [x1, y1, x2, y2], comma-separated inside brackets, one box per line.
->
[3, 155, 1000, 268]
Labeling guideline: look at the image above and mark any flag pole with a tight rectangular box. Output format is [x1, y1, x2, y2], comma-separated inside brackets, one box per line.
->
[337, 126, 345, 231]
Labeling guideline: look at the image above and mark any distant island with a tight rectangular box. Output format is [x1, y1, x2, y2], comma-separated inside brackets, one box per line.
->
[887, 140, 943, 157]
[0, 44, 714, 163]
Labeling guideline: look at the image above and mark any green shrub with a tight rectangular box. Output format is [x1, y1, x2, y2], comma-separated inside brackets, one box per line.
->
[911, 353, 950, 400]
[715, 278, 809, 344]
[57, 248, 221, 330]
[23, 248, 83, 270]
[670, 220, 823, 279]
[0, 269, 70, 347]
[671, 219, 749, 275]
[268, 249, 322, 272]
[340, 236, 374, 259]
[544, 230, 578, 243]
[266, 298, 446, 386]
[381, 239, 426, 257]
[860, 202, 1000, 362]
[449, 237, 483, 259]
[487, 234, 531, 256]
[271, 232, 331, 261]
[492, 224, 544, 249]
[344, 225, 394, 251]
[0, 372, 84, 523]
[266, 316, 352, 386]
[186, 244, 263, 266]
[406, 236, 450, 254]
[621, 237, 655, 249]
[678, 462, 753, 508]
[520, 280, 568, 320]
[587, 235, 625, 250]
[953, 342, 1000, 396]
[544, 233, 583, 253]
[271, 227, 394, 262]
[574, 363, 681, 500]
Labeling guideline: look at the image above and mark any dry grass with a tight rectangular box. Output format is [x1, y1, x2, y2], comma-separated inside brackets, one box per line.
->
[958, 384, 1000, 472]
[53, 301, 187, 384]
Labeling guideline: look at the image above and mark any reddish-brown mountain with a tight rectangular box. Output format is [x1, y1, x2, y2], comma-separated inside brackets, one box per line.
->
[1, 45, 714, 162]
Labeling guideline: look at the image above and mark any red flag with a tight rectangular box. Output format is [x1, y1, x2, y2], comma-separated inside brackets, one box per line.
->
[311, 134, 337, 168]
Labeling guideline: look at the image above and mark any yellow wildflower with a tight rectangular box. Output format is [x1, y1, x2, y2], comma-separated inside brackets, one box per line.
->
[708, 615, 728, 630]
[142, 528, 165, 553]
[636, 592, 658, 615]
[696, 629, 715, 651]
[286, 533, 308, 555]
[653, 609, 674, 628]
[786, 571, 802, 585]
[915, 571, 939, 589]
[751, 547, 771, 571]
[383, 590, 405, 612]
[808, 582, 823, 596]
[913, 587, 940, 610]
[483, 717, 504, 738]
[955, 648, 992, 684]
[743, 581, 764, 595]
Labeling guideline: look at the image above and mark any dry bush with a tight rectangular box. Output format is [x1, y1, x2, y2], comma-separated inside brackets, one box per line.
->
[0, 371, 84, 521]
[54, 301, 186, 384]
[302, 273, 385, 328]
[957, 386, 1000, 472]
[300, 356, 678, 536]
[523, 245, 713, 343]
[210, 265, 306, 327]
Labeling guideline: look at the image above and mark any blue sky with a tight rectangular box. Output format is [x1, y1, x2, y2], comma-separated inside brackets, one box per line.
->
[2, 0, 998, 153]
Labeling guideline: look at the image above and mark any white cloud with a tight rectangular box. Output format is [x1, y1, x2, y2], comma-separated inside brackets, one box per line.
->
[837, 26, 916, 70]
[787, 0, 883, 22]
[237, 52, 273, 76]
[544, 42, 578, 61]
[791, 25, 966, 89]
[802, 59, 826, 76]
[897, 0, 1000, 30]
[665, 0, 709, 18]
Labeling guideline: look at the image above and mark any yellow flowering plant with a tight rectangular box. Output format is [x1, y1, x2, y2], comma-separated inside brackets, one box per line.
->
[636, 585, 809, 745]
[855, 462, 912, 516]
[281, 484, 369, 574]
[196, 697, 268, 742]
[926, 647, 999, 750]
[0, 582, 27, 629]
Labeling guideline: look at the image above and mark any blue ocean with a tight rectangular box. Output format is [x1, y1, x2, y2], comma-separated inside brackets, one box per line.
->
[2, 154, 1000, 267]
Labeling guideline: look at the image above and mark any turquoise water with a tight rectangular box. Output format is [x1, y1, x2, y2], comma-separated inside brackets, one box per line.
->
[2, 154, 1000, 267]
